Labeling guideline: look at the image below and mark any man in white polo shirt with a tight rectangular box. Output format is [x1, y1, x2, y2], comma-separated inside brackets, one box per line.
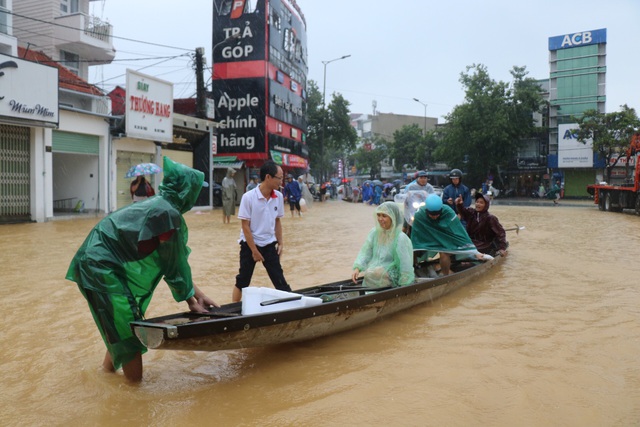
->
[232, 160, 292, 302]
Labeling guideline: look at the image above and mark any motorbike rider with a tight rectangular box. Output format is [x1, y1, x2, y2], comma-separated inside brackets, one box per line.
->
[442, 168, 472, 219]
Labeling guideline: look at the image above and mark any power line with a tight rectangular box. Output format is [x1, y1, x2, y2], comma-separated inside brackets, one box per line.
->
[7, 22, 192, 64]
[93, 53, 192, 86]
[8, 10, 193, 51]
[8, 10, 201, 92]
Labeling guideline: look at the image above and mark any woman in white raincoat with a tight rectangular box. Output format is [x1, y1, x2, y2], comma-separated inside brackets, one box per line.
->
[352, 201, 415, 288]
[298, 176, 313, 210]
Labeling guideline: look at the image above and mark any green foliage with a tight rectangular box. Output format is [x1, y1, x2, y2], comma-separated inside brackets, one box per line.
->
[325, 93, 358, 154]
[352, 137, 388, 179]
[304, 80, 324, 171]
[388, 124, 425, 171]
[436, 64, 544, 185]
[304, 81, 357, 181]
[574, 105, 640, 181]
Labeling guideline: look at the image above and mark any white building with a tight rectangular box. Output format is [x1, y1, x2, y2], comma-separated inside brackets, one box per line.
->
[12, 0, 115, 81]
[1, 1, 216, 223]
[0, 0, 114, 223]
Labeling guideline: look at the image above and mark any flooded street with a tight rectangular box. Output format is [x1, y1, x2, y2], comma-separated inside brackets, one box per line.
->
[1, 200, 639, 426]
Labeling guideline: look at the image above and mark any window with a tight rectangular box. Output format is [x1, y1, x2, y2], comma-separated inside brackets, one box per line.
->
[60, 50, 80, 75]
[60, 0, 79, 14]
[0, 0, 8, 35]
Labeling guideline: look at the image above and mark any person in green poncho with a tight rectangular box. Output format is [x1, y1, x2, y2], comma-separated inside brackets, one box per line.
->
[352, 201, 415, 288]
[411, 194, 490, 276]
[66, 157, 218, 382]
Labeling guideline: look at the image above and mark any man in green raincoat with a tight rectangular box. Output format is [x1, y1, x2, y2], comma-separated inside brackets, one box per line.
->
[66, 157, 217, 382]
[411, 194, 489, 275]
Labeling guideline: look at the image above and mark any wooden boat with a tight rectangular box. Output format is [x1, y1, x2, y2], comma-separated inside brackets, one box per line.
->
[131, 255, 504, 352]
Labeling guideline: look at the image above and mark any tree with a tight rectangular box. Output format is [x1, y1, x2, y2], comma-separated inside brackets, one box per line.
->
[323, 93, 357, 179]
[352, 137, 388, 179]
[436, 64, 544, 186]
[388, 124, 426, 171]
[305, 82, 357, 181]
[304, 81, 324, 176]
[574, 105, 640, 182]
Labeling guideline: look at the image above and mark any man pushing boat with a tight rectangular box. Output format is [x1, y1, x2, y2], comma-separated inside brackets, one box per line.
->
[66, 157, 217, 382]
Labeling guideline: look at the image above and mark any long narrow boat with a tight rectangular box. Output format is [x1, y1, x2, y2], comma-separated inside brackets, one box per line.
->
[131, 255, 504, 352]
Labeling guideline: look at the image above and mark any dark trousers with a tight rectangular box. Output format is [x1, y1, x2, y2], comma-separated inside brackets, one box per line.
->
[235, 241, 292, 292]
[289, 200, 301, 211]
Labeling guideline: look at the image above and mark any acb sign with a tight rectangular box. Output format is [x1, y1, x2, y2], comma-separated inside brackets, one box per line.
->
[548, 28, 606, 51]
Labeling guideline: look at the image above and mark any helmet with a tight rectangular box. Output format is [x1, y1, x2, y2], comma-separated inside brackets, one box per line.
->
[449, 168, 463, 179]
[425, 194, 443, 213]
[417, 170, 428, 178]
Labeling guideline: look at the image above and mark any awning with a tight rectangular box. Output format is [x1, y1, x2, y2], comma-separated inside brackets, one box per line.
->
[213, 156, 244, 169]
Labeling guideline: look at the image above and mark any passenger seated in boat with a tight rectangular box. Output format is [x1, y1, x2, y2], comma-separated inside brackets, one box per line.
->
[411, 194, 490, 276]
[352, 201, 415, 288]
[457, 193, 508, 257]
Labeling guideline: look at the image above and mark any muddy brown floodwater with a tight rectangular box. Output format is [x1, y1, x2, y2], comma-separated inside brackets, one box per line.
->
[1, 200, 639, 426]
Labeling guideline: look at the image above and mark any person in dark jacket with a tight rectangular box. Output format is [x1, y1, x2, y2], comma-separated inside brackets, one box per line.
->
[442, 168, 471, 217]
[457, 192, 508, 257]
[283, 174, 302, 217]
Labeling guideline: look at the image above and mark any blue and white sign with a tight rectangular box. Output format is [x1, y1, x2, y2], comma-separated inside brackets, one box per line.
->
[549, 28, 606, 51]
[558, 123, 593, 168]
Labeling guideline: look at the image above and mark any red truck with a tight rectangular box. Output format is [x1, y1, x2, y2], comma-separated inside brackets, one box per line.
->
[586, 134, 640, 214]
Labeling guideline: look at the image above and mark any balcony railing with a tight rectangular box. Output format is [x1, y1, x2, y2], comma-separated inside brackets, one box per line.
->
[85, 15, 111, 43]
[55, 13, 113, 43]
[54, 12, 115, 64]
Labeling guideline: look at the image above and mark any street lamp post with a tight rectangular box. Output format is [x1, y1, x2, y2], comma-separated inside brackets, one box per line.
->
[413, 97, 428, 134]
[413, 97, 430, 168]
[320, 54, 351, 182]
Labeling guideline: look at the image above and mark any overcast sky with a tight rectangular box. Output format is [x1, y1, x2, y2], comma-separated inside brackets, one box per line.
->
[91, 0, 640, 123]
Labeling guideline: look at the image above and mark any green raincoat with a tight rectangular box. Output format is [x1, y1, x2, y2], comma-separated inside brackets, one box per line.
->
[411, 204, 479, 259]
[353, 202, 415, 288]
[66, 157, 206, 369]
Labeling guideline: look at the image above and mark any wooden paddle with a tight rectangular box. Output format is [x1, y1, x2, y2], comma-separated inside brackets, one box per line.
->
[305, 286, 393, 297]
[260, 296, 303, 306]
[504, 224, 525, 234]
[261, 286, 395, 306]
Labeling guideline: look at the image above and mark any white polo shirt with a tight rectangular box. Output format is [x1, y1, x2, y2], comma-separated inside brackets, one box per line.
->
[237, 185, 284, 246]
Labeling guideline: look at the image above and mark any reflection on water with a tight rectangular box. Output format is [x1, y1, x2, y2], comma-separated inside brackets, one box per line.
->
[1, 201, 639, 426]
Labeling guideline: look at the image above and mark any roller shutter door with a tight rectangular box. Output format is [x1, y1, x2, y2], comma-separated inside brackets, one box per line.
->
[52, 131, 99, 154]
[0, 125, 31, 223]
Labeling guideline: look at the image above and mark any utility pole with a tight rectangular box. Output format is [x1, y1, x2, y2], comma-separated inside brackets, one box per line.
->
[195, 47, 206, 119]
[413, 98, 427, 134]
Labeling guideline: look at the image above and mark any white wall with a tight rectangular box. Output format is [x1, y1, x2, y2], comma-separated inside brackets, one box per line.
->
[53, 152, 99, 212]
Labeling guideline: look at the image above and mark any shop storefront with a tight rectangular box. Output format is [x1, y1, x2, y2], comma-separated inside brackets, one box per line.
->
[0, 53, 58, 223]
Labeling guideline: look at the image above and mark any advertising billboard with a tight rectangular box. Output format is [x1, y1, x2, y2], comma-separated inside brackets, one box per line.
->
[269, 79, 305, 129]
[211, 77, 266, 155]
[268, 0, 307, 84]
[125, 70, 173, 143]
[0, 53, 59, 125]
[558, 123, 593, 167]
[212, 0, 266, 65]
[210, 0, 308, 165]
[548, 28, 606, 51]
